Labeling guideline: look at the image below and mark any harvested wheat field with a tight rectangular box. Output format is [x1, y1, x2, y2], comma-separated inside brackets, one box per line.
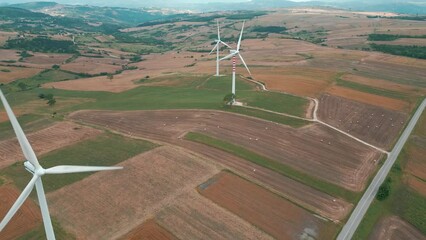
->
[119, 219, 177, 240]
[23, 53, 72, 68]
[199, 172, 338, 239]
[340, 74, 424, 96]
[156, 190, 273, 240]
[177, 139, 352, 221]
[326, 85, 410, 112]
[369, 216, 426, 240]
[318, 94, 408, 149]
[0, 49, 19, 62]
[70, 109, 381, 192]
[0, 185, 42, 240]
[252, 67, 337, 97]
[61, 56, 127, 75]
[0, 66, 42, 84]
[0, 122, 102, 169]
[47, 146, 220, 239]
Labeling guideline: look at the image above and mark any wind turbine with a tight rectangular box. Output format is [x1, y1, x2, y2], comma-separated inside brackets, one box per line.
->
[209, 20, 231, 76]
[220, 21, 251, 103]
[0, 90, 123, 240]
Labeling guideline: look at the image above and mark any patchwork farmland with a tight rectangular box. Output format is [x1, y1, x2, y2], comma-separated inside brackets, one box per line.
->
[0, 4, 425, 240]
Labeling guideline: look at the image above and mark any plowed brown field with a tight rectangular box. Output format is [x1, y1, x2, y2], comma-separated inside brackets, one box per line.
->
[0, 122, 102, 169]
[119, 219, 177, 240]
[199, 172, 338, 239]
[70, 109, 379, 191]
[369, 216, 426, 240]
[47, 146, 220, 239]
[156, 190, 273, 240]
[0, 185, 42, 240]
[318, 94, 408, 149]
[325, 86, 410, 112]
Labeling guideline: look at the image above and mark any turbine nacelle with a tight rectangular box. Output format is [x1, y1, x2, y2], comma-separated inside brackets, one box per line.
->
[24, 160, 35, 174]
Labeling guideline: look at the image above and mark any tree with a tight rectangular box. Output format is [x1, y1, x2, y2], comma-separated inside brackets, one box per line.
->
[376, 177, 391, 201]
[52, 64, 60, 70]
[223, 93, 235, 105]
[38, 93, 45, 99]
[47, 98, 56, 106]
[45, 93, 54, 100]
[18, 82, 28, 91]
[107, 74, 114, 81]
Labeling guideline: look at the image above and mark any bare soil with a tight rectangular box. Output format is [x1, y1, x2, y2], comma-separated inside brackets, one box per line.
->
[118, 219, 177, 240]
[369, 216, 426, 240]
[0, 185, 42, 240]
[156, 190, 274, 240]
[0, 121, 102, 169]
[199, 171, 338, 240]
[318, 94, 408, 150]
[47, 146, 220, 239]
[70, 109, 380, 192]
[325, 86, 410, 112]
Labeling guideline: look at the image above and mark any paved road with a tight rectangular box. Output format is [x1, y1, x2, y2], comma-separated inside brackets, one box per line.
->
[337, 98, 426, 240]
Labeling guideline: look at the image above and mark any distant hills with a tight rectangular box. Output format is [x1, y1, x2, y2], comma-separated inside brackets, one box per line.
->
[2, 0, 426, 15]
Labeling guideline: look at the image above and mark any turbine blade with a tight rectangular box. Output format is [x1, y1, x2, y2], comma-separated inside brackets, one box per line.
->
[220, 52, 236, 61]
[238, 54, 252, 76]
[217, 19, 220, 41]
[0, 90, 40, 169]
[35, 178, 55, 240]
[220, 41, 232, 49]
[0, 175, 38, 231]
[209, 42, 219, 55]
[237, 21, 245, 51]
[45, 165, 123, 174]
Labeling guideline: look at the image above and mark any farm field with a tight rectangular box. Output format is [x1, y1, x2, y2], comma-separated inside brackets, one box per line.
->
[318, 94, 408, 149]
[69, 109, 381, 192]
[118, 219, 177, 240]
[0, 66, 42, 84]
[61, 56, 128, 75]
[156, 190, 274, 240]
[353, 111, 426, 239]
[47, 146, 220, 239]
[0, 4, 425, 240]
[0, 185, 41, 240]
[369, 216, 426, 240]
[199, 171, 338, 239]
[0, 121, 102, 169]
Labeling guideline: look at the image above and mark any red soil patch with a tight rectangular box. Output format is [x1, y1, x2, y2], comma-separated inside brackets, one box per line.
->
[318, 94, 408, 150]
[406, 176, 426, 197]
[61, 56, 127, 75]
[119, 219, 176, 240]
[0, 185, 42, 240]
[405, 145, 426, 185]
[0, 121, 102, 169]
[0, 66, 42, 84]
[70, 109, 378, 192]
[199, 172, 338, 239]
[157, 190, 274, 240]
[369, 216, 425, 240]
[47, 146, 219, 239]
[326, 85, 410, 112]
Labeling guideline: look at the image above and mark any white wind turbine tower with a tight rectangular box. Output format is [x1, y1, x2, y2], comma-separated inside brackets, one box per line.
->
[220, 21, 252, 103]
[209, 20, 231, 76]
[0, 90, 123, 240]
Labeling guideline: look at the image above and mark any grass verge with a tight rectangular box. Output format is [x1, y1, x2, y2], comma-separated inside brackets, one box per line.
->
[17, 218, 74, 240]
[185, 132, 358, 202]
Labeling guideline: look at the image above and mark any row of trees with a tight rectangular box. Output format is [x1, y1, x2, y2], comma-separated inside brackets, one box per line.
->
[370, 44, 426, 59]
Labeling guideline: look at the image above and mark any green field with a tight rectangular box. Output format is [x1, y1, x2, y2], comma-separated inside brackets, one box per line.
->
[17, 219, 75, 240]
[0, 133, 157, 193]
[0, 114, 55, 141]
[185, 132, 358, 202]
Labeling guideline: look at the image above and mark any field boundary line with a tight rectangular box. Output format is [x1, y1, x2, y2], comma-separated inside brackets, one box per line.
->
[241, 76, 389, 154]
